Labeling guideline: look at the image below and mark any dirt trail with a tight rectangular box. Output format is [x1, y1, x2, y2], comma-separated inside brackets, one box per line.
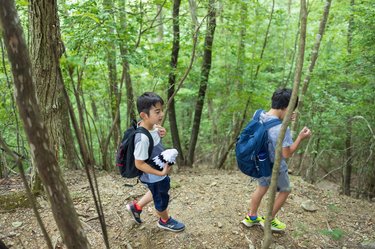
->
[1, 168, 374, 248]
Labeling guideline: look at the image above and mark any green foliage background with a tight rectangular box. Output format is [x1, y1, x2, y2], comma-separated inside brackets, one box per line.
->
[1, 0, 374, 196]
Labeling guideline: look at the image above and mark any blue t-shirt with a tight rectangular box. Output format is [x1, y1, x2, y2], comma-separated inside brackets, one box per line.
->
[259, 112, 293, 172]
[133, 127, 166, 183]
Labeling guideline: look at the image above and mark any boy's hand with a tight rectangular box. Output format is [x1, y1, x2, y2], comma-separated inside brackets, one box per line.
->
[161, 164, 172, 175]
[156, 125, 166, 138]
[298, 126, 312, 140]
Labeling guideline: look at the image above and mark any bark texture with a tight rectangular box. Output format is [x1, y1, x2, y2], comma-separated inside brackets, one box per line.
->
[0, 1, 91, 248]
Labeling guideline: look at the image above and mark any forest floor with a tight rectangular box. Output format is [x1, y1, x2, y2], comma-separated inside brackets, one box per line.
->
[1, 167, 375, 249]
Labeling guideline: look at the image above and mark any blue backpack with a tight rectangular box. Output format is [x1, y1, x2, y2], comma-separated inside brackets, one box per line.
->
[235, 109, 281, 178]
[116, 121, 154, 178]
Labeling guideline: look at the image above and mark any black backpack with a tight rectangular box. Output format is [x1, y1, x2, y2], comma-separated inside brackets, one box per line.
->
[116, 121, 154, 178]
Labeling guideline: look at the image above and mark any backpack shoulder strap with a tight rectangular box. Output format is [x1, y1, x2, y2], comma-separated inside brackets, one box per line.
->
[135, 127, 154, 159]
[253, 109, 264, 121]
[264, 118, 282, 130]
[130, 119, 138, 129]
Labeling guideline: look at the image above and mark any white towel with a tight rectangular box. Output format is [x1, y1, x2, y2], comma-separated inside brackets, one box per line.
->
[152, 149, 178, 169]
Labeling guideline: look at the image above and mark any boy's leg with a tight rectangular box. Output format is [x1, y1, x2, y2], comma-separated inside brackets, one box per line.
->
[272, 191, 290, 217]
[242, 184, 268, 227]
[137, 190, 153, 208]
[126, 190, 153, 224]
[249, 185, 269, 216]
[272, 169, 291, 217]
[150, 177, 185, 232]
[156, 209, 169, 221]
[259, 170, 291, 231]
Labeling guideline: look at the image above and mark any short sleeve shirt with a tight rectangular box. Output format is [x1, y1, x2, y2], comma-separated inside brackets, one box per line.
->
[259, 112, 293, 172]
[134, 127, 166, 183]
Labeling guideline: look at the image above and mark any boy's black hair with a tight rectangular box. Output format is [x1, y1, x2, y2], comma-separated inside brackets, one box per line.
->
[271, 88, 298, 110]
[137, 92, 164, 115]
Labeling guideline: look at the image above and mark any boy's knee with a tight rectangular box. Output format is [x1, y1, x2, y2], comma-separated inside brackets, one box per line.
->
[279, 188, 291, 194]
[154, 195, 169, 212]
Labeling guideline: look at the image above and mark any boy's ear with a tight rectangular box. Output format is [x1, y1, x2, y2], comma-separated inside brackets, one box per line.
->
[140, 112, 148, 120]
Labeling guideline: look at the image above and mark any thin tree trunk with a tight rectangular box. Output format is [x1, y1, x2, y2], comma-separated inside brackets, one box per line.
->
[60, 96, 79, 169]
[343, 0, 355, 196]
[187, 0, 216, 167]
[292, 0, 332, 134]
[283, 20, 300, 88]
[188, 0, 199, 29]
[254, 0, 275, 79]
[168, 0, 185, 165]
[215, 1, 247, 169]
[67, 60, 96, 166]
[60, 67, 109, 248]
[1, 38, 24, 170]
[118, 0, 136, 126]
[215, 0, 274, 168]
[0, 2, 91, 247]
[263, 0, 307, 247]
[157, 5, 164, 41]
[104, 0, 121, 159]
[0, 137, 53, 249]
[343, 118, 352, 195]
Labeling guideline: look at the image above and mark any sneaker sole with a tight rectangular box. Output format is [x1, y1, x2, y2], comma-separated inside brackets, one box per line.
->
[126, 205, 142, 224]
[241, 220, 261, 227]
[157, 222, 185, 232]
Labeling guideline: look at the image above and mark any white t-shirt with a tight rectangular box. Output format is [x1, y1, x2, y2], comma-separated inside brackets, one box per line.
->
[133, 128, 166, 183]
[259, 112, 293, 172]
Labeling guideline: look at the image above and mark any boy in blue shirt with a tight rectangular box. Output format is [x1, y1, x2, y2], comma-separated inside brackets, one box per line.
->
[242, 88, 311, 231]
[126, 92, 185, 232]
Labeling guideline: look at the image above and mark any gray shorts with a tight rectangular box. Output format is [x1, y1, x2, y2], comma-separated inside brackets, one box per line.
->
[257, 169, 291, 192]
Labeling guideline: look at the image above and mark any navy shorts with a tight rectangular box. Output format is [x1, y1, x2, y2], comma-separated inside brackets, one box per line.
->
[145, 176, 170, 212]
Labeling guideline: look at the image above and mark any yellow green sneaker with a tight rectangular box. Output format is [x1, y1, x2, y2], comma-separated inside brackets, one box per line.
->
[260, 217, 286, 231]
[241, 215, 264, 227]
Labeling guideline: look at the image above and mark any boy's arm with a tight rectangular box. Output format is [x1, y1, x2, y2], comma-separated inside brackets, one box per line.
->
[135, 160, 171, 176]
[282, 126, 311, 158]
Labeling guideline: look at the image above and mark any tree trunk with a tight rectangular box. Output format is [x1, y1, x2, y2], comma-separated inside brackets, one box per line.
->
[343, 118, 352, 195]
[28, 0, 65, 193]
[215, 0, 274, 169]
[215, 1, 247, 169]
[187, 0, 216, 167]
[59, 93, 79, 169]
[118, 0, 137, 126]
[60, 68, 110, 248]
[68, 62, 96, 166]
[102, 0, 120, 170]
[342, 0, 355, 196]
[292, 0, 332, 134]
[0, 2, 91, 248]
[263, 0, 307, 247]
[168, 0, 185, 165]
[188, 0, 199, 30]
[104, 0, 121, 156]
[254, 0, 275, 79]
[157, 5, 164, 42]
